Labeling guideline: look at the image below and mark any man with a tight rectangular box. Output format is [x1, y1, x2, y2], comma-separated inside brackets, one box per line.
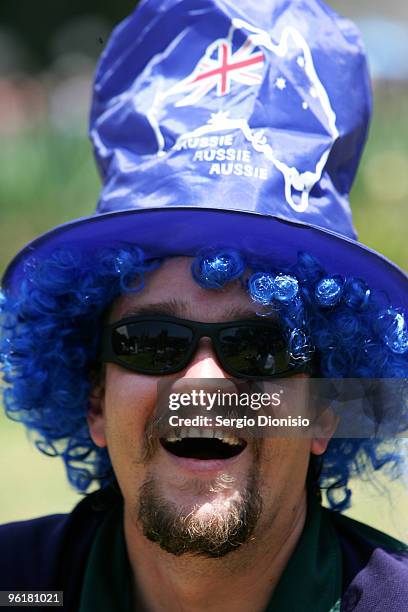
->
[0, 1, 407, 611]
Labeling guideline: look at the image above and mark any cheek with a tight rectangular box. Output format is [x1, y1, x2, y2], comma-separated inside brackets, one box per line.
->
[259, 439, 311, 501]
[103, 367, 159, 469]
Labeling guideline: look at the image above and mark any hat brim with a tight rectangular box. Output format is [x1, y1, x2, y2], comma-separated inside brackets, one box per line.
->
[2, 207, 408, 310]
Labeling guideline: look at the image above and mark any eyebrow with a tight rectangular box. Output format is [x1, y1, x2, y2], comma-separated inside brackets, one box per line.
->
[119, 298, 276, 322]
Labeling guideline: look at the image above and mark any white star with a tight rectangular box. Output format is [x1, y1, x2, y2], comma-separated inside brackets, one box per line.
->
[302, 101, 309, 110]
[275, 77, 287, 90]
[208, 110, 230, 126]
[297, 56, 305, 68]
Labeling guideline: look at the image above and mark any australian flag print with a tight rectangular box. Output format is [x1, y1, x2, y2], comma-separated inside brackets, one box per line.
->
[90, 0, 372, 237]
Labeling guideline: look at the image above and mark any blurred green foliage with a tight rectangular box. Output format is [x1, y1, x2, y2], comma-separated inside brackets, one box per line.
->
[1, 86, 407, 275]
[352, 86, 408, 269]
[0, 120, 99, 273]
[0, 1, 135, 68]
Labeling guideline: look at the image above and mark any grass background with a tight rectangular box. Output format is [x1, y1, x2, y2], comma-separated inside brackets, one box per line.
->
[0, 85, 407, 539]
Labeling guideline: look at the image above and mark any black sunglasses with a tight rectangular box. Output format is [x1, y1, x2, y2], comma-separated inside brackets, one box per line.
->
[101, 315, 313, 379]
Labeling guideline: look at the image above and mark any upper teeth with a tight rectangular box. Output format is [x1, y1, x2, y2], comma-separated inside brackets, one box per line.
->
[165, 428, 241, 446]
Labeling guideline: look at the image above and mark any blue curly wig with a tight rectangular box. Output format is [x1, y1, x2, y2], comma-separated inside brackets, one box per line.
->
[1, 246, 407, 510]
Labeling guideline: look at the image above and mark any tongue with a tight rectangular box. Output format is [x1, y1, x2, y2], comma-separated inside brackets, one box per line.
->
[161, 438, 244, 460]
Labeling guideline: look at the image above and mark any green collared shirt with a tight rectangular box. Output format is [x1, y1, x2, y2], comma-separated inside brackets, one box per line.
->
[266, 494, 342, 612]
[79, 493, 341, 612]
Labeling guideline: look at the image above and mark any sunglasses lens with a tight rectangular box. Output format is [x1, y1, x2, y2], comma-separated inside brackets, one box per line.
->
[218, 326, 290, 377]
[107, 318, 297, 378]
[112, 321, 193, 372]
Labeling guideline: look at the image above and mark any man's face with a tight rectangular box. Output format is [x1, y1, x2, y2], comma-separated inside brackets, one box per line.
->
[88, 257, 326, 557]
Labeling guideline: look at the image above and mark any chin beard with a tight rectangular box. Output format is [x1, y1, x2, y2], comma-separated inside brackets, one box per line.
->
[137, 469, 262, 558]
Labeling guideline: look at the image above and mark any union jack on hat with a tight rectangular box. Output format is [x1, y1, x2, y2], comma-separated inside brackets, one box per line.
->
[3, 0, 408, 311]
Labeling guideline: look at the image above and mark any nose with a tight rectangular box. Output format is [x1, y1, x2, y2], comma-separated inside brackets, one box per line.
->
[182, 337, 228, 379]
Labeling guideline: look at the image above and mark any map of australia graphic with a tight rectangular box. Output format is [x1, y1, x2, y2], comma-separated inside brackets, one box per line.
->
[141, 18, 339, 213]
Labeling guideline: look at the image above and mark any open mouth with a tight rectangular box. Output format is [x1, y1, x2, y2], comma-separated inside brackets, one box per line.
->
[160, 429, 247, 460]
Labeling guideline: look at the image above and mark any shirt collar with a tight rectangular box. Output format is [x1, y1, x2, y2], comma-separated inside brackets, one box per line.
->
[266, 491, 342, 611]
[79, 491, 342, 612]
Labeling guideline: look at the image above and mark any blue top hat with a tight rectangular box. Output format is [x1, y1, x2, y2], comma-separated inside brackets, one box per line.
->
[2, 0, 408, 310]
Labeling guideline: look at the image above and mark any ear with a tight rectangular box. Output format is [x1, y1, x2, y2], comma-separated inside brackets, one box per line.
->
[87, 380, 107, 448]
[310, 407, 339, 456]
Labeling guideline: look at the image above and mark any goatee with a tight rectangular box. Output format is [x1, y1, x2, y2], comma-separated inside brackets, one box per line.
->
[137, 469, 262, 558]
